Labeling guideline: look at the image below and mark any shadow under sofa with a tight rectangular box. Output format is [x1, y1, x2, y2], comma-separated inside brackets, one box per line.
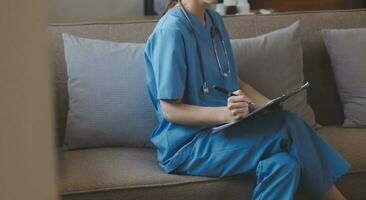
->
[49, 9, 366, 200]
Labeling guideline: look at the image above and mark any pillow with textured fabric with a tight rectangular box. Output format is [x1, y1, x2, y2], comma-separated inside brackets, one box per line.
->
[322, 28, 366, 127]
[62, 33, 158, 150]
[231, 21, 318, 128]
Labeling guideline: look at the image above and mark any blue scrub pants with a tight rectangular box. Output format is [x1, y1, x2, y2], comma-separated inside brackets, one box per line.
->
[172, 110, 350, 200]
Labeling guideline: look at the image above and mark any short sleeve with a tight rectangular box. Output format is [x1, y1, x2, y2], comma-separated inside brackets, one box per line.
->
[149, 28, 187, 100]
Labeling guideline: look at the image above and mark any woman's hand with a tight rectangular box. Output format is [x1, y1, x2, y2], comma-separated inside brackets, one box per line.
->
[223, 90, 254, 123]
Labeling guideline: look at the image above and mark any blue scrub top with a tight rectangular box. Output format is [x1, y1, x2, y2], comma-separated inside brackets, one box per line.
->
[144, 7, 239, 173]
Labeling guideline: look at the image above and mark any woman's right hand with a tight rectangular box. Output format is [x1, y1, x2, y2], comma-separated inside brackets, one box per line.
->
[223, 90, 253, 123]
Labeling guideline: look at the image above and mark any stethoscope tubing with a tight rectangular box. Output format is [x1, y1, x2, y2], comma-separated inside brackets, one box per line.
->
[177, 0, 231, 96]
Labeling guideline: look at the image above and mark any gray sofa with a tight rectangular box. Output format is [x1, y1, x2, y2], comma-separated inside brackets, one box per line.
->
[50, 9, 366, 200]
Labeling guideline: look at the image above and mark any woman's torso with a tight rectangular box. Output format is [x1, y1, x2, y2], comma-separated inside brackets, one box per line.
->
[144, 6, 239, 172]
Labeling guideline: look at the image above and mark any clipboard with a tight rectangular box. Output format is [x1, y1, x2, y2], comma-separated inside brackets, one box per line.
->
[211, 82, 311, 133]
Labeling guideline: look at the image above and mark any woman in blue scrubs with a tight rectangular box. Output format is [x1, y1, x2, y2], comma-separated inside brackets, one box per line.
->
[144, 0, 350, 199]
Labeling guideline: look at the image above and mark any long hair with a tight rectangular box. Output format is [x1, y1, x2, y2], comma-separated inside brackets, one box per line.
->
[161, 0, 178, 16]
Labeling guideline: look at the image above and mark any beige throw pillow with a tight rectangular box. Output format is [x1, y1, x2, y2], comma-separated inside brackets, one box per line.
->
[231, 21, 317, 128]
[322, 28, 366, 127]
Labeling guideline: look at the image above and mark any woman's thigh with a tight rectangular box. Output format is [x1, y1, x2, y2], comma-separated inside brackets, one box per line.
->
[174, 110, 295, 177]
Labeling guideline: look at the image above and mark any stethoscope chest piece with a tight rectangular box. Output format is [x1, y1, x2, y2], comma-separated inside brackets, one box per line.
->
[202, 82, 209, 96]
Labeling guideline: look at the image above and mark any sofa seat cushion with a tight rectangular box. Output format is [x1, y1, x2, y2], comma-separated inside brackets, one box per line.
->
[318, 126, 366, 172]
[59, 126, 366, 200]
[59, 147, 259, 200]
[317, 126, 366, 200]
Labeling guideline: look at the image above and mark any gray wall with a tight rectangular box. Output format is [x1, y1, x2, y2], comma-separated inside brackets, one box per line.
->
[49, 0, 144, 22]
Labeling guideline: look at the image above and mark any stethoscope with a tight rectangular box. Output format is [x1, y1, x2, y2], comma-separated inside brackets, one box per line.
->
[178, 0, 231, 96]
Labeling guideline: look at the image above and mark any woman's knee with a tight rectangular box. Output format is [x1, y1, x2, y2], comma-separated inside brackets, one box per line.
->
[278, 153, 300, 173]
[260, 153, 301, 176]
[270, 110, 305, 132]
[279, 110, 303, 123]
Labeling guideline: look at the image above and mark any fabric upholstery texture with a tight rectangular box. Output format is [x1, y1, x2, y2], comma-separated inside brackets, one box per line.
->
[49, 9, 366, 147]
[231, 21, 316, 127]
[322, 28, 366, 127]
[59, 126, 366, 200]
[62, 22, 318, 149]
[62, 33, 157, 149]
[49, 8, 366, 200]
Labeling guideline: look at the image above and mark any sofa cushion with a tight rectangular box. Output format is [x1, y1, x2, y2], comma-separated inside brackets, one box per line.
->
[59, 147, 309, 200]
[59, 148, 221, 194]
[231, 21, 317, 128]
[318, 126, 366, 172]
[59, 126, 366, 200]
[322, 28, 366, 127]
[50, 10, 366, 146]
[62, 33, 157, 149]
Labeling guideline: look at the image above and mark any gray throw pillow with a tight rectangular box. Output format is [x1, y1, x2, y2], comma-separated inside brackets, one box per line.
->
[231, 21, 318, 128]
[62, 33, 158, 150]
[322, 28, 366, 127]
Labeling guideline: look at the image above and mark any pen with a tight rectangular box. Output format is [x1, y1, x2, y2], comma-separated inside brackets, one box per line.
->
[212, 85, 256, 110]
[212, 85, 235, 97]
